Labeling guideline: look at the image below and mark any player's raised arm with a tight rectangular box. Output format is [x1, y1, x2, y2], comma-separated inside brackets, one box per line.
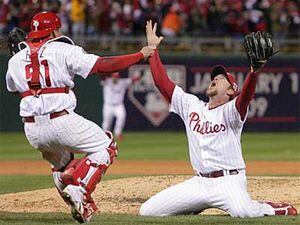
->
[89, 46, 154, 75]
[235, 31, 278, 120]
[146, 20, 175, 103]
[235, 71, 258, 120]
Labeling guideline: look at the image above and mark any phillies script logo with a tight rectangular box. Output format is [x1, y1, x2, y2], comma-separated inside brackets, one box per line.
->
[128, 65, 186, 127]
[189, 112, 226, 134]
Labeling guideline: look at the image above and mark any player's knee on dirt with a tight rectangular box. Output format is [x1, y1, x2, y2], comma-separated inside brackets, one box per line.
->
[140, 201, 169, 217]
[139, 202, 156, 216]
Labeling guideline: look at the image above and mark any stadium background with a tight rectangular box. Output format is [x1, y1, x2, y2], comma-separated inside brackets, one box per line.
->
[0, 0, 299, 132]
[0, 1, 299, 225]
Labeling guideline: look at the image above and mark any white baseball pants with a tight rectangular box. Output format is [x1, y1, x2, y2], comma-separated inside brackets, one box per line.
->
[24, 111, 111, 169]
[140, 170, 275, 218]
[102, 103, 126, 137]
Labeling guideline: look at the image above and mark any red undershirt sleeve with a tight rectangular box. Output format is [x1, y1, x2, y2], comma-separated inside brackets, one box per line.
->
[88, 52, 144, 75]
[235, 72, 259, 120]
[149, 49, 175, 103]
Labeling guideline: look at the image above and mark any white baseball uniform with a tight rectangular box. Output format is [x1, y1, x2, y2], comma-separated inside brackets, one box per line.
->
[140, 86, 275, 217]
[6, 36, 111, 170]
[101, 78, 132, 137]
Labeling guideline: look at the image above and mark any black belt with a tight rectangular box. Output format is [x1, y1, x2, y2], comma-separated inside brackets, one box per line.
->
[197, 169, 239, 178]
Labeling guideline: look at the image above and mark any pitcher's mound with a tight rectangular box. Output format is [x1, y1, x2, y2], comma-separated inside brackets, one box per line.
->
[1, 176, 299, 215]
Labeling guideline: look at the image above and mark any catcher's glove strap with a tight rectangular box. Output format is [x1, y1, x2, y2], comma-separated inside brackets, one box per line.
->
[197, 169, 239, 178]
[23, 109, 69, 123]
[20, 87, 70, 99]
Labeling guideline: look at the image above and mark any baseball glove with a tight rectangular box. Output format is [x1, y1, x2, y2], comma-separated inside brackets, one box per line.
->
[7, 27, 26, 55]
[244, 31, 278, 71]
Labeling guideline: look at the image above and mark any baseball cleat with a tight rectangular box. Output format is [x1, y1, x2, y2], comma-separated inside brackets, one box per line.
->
[265, 202, 298, 216]
[62, 185, 97, 223]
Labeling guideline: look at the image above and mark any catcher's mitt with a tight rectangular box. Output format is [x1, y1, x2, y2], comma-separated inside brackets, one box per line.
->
[244, 31, 278, 71]
[7, 27, 26, 55]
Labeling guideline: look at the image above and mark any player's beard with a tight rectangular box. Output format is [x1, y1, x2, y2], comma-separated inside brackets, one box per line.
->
[206, 87, 218, 97]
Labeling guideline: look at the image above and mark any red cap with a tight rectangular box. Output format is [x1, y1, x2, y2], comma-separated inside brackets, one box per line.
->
[211, 65, 238, 94]
[28, 12, 61, 39]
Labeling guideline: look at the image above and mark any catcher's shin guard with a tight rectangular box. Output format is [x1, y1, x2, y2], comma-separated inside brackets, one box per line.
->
[60, 131, 118, 197]
[60, 158, 91, 187]
[59, 158, 108, 223]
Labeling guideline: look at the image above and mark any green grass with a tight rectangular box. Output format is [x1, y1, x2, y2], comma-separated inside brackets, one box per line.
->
[241, 133, 300, 160]
[0, 213, 299, 225]
[0, 174, 138, 194]
[0, 175, 52, 194]
[0, 132, 300, 161]
[0, 132, 40, 160]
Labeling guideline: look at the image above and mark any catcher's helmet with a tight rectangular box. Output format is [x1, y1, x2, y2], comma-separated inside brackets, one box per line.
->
[28, 11, 61, 39]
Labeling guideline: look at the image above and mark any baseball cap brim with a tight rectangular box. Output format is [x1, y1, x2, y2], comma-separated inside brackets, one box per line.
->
[211, 65, 228, 80]
[28, 28, 53, 39]
[211, 65, 238, 94]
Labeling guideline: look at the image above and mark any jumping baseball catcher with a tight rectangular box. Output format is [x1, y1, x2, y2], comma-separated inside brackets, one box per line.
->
[6, 11, 154, 223]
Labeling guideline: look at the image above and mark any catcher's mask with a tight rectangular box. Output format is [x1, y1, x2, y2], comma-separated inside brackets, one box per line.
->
[28, 11, 61, 39]
[211, 65, 238, 97]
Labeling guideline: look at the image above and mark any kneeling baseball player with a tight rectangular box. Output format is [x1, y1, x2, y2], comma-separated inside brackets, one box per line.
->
[140, 21, 297, 218]
[6, 12, 154, 223]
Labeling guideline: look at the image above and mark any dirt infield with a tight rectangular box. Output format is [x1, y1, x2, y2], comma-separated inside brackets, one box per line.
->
[1, 161, 299, 215]
[1, 160, 300, 175]
[0, 176, 299, 215]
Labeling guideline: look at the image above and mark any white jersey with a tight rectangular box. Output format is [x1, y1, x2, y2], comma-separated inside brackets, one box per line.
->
[102, 78, 132, 105]
[6, 36, 98, 117]
[170, 86, 247, 173]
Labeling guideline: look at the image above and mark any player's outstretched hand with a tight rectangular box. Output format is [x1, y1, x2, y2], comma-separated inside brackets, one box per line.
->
[140, 46, 155, 59]
[146, 20, 164, 49]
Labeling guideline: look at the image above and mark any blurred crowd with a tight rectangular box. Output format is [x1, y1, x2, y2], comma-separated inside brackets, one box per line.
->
[0, 0, 299, 38]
